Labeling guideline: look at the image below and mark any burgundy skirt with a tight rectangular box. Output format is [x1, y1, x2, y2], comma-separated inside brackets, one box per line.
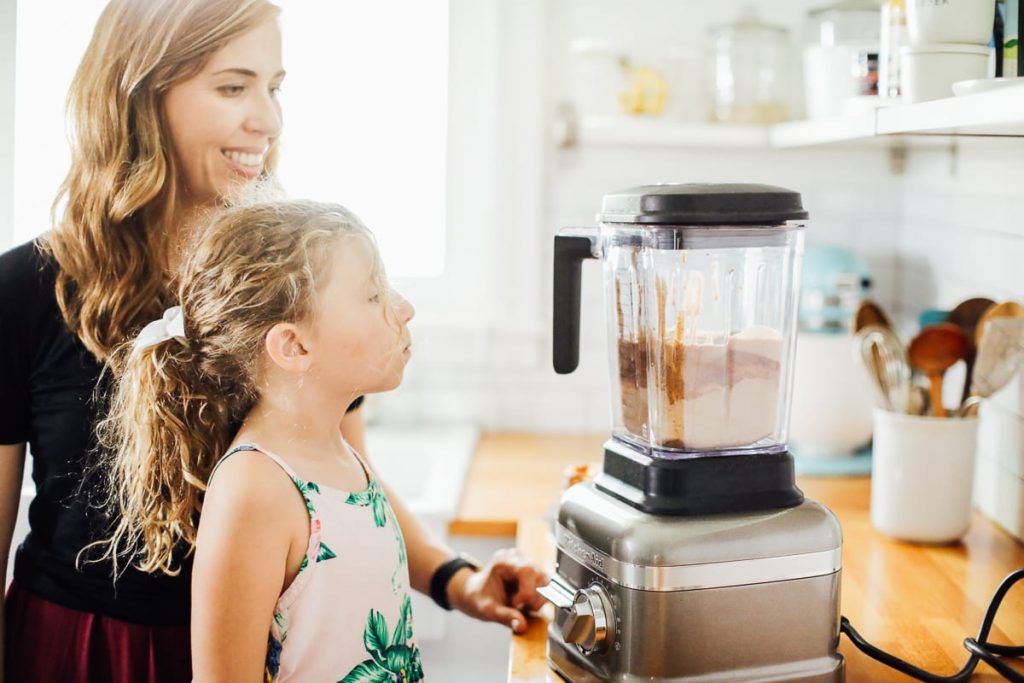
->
[4, 581, 191, 683]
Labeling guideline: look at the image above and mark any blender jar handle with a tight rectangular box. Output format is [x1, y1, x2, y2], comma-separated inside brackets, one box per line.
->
[553, 227, 599, 374]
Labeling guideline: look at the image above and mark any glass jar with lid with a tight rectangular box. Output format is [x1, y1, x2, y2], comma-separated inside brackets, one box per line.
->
[706, 6, 791, 124]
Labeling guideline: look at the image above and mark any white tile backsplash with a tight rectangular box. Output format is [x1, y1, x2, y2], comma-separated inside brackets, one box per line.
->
[897, 138, 1024, 307]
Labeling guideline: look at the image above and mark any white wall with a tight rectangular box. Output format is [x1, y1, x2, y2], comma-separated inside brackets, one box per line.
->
[0, 0, 14, 248]
[897, 137, 1024, 311]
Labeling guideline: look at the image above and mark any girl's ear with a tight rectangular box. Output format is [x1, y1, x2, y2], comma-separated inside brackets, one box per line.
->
[264, 322, 313, 373]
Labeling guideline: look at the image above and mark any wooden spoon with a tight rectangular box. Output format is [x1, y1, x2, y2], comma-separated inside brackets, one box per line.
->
[975, 301, 1024, 347]
[908, 323, 971, 418]
[945, 297, 996, 402]
[947, 297, 996, 340]
[853, 300, 893, 333]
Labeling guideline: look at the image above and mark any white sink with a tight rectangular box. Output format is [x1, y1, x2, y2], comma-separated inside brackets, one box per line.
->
[363, 422, 479, 531]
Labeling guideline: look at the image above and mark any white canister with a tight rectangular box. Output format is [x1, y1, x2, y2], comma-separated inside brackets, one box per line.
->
[803, 44, 879, 118]
[977, 372, 1024, 478]
[907, 0, 997, 45]
[900, 43, 990, 102]
[870, 409, 979, 543]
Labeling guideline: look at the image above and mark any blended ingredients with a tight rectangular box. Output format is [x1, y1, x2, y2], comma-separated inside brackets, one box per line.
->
[615, 272, 782, 450]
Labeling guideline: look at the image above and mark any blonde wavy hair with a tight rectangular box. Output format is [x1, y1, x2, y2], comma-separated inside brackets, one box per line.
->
[42, 0, 281, 362]
[95, 199, 383, 576]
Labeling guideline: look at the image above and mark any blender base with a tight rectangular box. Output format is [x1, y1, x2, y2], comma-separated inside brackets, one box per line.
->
[545, 482, 845, 683]
[546, 564, 845, 683]
[549, 644, 845, 683]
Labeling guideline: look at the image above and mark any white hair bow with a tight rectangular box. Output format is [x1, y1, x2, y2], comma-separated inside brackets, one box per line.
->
[132, 305, 187, 357]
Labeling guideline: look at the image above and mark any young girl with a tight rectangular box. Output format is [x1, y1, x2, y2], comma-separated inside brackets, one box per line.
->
[99, 198, 430, 681]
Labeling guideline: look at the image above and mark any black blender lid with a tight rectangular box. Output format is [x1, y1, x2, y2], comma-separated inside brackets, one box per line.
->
[598, 183, 809, 225]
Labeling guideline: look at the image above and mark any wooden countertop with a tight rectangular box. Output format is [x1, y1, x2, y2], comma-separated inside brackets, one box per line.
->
[450, 434, 1024, 682]
[449, 433, 607, 537]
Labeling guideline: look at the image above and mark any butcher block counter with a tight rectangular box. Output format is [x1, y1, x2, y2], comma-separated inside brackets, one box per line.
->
[449, 434, 1024, 682]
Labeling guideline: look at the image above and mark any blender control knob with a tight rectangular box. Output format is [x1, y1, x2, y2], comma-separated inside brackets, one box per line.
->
[560, 584, 613, 654]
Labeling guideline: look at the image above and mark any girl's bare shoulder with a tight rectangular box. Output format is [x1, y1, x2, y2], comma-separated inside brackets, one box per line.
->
[201, 448, 308, 533]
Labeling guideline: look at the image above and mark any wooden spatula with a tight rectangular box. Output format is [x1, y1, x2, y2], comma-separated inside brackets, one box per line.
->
[975, 301, 1024, 347]
[908, 323, 971, 418]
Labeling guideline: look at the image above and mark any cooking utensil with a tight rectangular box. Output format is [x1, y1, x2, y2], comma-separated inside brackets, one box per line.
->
[945, 297, 996, 402]
[853, 299, 893, 333]
[908, 383, 930, 416]
[855, 324, 911, 413]
[908, 323, 971, 418]
[946, 297, 996, 341]
[956, 317, 1024, 417]
[955, 395, 983, 418]
[975, 301, 1024, 347]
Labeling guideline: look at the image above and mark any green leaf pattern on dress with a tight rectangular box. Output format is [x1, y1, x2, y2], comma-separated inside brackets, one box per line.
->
[290, 476, 341, 569]
[345, 478, 408, 593]
[339, 595, 423, 683]
[265, 469, 417, 681]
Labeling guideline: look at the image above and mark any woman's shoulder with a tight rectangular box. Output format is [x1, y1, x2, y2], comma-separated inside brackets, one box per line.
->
[0, 238, 56, 301]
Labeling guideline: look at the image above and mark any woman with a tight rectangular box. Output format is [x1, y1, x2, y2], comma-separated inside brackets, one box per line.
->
[0, 2, 545, 681]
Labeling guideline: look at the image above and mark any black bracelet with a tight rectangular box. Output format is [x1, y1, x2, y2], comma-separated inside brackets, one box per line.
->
[429, 554, 479, 611]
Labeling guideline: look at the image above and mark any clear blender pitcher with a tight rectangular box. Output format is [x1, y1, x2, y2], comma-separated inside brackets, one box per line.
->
[554, 184, 806, 460]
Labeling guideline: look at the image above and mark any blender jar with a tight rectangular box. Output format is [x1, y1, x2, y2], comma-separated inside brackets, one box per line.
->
[554, 184, 807, 456]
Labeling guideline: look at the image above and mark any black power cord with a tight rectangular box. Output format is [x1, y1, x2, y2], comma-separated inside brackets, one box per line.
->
[840, 568, 1024, 682]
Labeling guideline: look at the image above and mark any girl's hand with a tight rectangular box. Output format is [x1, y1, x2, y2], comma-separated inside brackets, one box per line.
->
[447, 548, 549, 634]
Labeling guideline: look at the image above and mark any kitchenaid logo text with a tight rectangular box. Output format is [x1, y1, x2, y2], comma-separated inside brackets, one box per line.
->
[558, 527, 606, 571]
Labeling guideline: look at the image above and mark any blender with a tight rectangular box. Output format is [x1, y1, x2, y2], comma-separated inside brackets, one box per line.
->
[540, 184, 844, 682]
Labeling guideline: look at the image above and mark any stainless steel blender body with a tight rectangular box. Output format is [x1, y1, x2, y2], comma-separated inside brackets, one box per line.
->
[543, 477, 844, 682]
[546, 184, 844, 682]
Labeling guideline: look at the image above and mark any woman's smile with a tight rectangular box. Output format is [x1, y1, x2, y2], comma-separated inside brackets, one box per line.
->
[221, 147, 267, 178]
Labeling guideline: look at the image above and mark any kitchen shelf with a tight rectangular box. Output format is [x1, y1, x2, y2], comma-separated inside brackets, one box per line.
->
[875, 83, 1024, 137]
[570, 116, 770, 148]
[770, 113, 878, 148]
[561, 82, 1024, 150]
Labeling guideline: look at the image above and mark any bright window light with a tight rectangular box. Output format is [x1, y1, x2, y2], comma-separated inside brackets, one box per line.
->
[275, 1, 449, 278]
[13, 1, 449, 279]
[13, 0, 108, 248]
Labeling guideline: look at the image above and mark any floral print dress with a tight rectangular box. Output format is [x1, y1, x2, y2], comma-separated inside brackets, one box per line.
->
[212, 444, 424, 683]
